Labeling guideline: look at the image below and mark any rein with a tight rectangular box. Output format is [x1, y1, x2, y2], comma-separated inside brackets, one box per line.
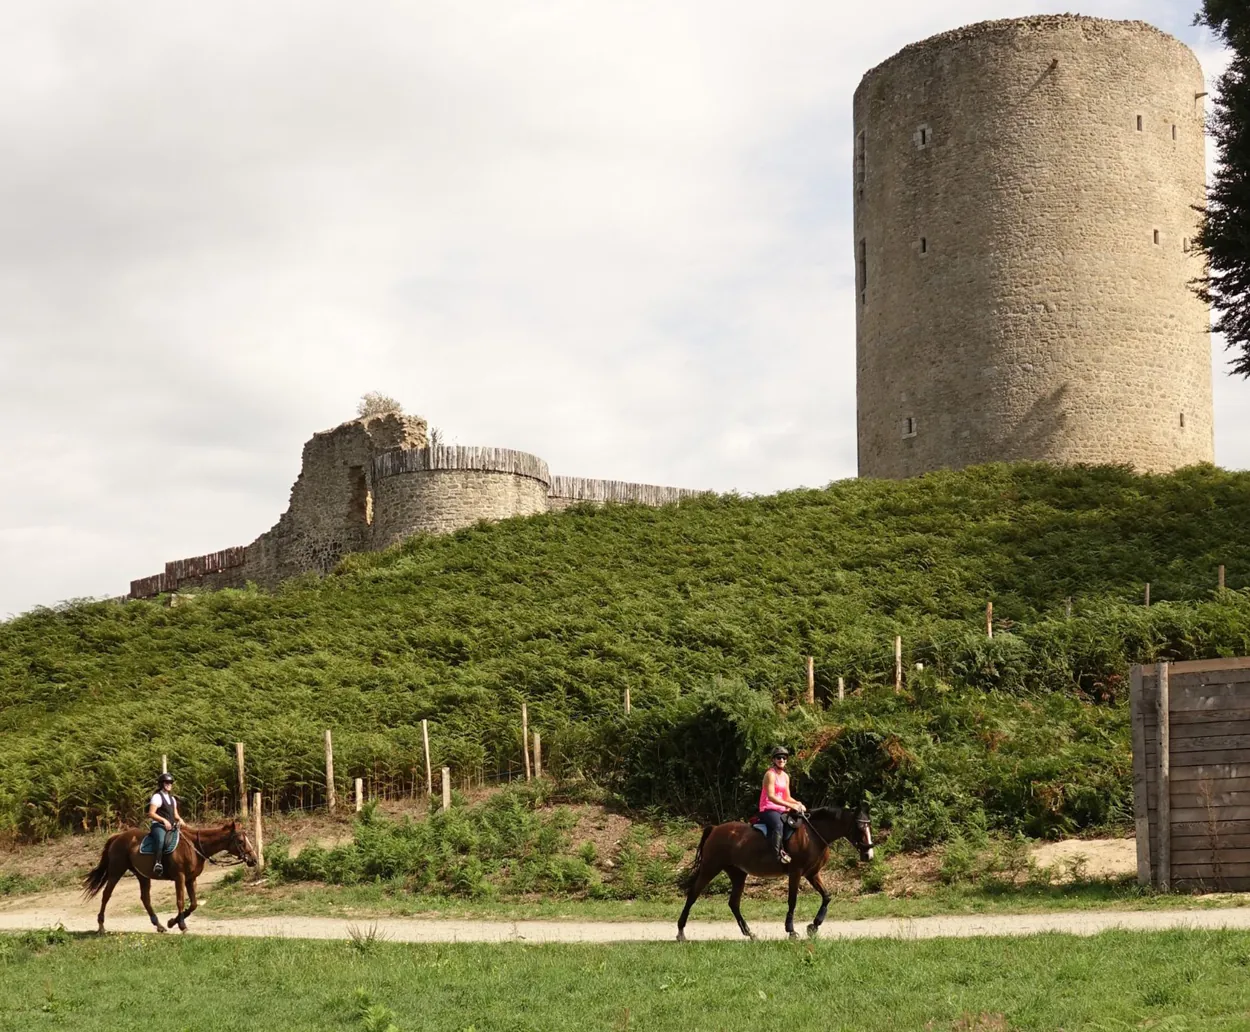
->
[800, 812, 872, 853]
[188, 829, 246, 868]
[799, 813, 831, 850]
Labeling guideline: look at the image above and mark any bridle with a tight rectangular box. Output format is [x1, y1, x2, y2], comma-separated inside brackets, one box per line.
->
[188, 826, 251, 868]
[800, 811, 873, 856]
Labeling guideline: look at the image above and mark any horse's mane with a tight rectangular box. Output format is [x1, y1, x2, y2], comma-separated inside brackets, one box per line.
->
[808, 806, 845, 820]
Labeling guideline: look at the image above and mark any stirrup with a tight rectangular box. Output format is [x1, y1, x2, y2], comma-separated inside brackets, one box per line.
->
[776, 849, 791, 864]
[152, 863, 163, 876]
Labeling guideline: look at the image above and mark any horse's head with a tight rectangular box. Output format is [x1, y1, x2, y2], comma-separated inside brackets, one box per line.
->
[809, 806, 875, 863]
[851, 808, 875, 863]
[227, 820, 259, 868]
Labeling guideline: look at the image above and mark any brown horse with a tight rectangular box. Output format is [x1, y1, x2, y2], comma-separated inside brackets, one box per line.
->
[82, 821, 257, 933]
[677, 807, 875, 941]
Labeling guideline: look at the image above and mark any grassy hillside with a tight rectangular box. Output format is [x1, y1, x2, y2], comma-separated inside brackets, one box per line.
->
[3, 461, 1249, 842]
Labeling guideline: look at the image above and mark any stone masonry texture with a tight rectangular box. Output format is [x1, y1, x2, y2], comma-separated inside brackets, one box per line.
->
[854, 15, 1215, 478]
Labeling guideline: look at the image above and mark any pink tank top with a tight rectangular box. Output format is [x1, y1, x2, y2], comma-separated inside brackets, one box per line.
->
[760, 770, 789, 813]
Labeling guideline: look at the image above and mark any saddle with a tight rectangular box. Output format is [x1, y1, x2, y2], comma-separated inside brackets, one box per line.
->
[139, 827, 180, 856]
[747, 812, 799, 843]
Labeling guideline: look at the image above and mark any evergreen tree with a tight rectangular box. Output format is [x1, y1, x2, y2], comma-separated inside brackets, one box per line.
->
[1195, 1, 1250, 377]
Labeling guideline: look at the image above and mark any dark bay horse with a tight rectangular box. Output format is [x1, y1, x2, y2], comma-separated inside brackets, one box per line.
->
[677, 807, 875, 941]
[82, 821, 257, 933]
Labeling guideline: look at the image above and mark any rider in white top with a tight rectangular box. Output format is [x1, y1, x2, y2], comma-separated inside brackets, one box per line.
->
[146, 772, 185, 877]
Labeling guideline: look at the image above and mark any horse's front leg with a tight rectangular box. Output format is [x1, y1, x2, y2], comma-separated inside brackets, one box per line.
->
[805, 870, 832, 937]
[784, 870, 801, 939]
[138, 876, 166, 933]
[168, 874, 188, 932]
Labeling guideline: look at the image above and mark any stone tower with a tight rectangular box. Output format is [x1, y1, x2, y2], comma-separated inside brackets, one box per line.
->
[854, 16, 1214, 478]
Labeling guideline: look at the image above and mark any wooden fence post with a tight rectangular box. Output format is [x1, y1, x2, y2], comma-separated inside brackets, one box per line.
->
[1065, 597, 1073, 620]
[837, 676, 845, 702]
[442, 767, 451, 810]
[422, 719, 433, 797]
[533, 730, 542, 779]
[161, 754, 168, 775]
[324, 730, 336, 813]
[355, 778, 363, 812]
[986, 602, 993, 639]
[1219, 565, 1226, 591]
[252, 791, 264, 871]
[894, 636, 902, 693]
[624, 687, 631, 715]
[1145, 582, 1151, 607]
[235, 742, 248, 819]
[1156, 660, 1171, 892]
[522, 703, 531, 782]
[806, 656, 815, 706]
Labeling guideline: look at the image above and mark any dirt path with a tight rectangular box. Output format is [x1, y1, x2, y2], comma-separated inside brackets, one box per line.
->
[3, 903, 1250, 943]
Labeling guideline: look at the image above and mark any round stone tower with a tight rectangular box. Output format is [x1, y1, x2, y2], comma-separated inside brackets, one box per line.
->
[853, 16, 1214, 478]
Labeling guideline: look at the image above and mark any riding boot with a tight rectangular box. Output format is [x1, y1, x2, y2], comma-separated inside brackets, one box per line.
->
[769, 829, 790, 864]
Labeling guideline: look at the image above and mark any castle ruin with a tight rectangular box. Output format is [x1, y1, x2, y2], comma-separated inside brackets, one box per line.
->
[854, 16, 1215, 478]
[128, 414, 705, 598]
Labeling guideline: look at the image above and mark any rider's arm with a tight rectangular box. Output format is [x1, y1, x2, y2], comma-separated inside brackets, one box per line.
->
[173, 799, 185, 826]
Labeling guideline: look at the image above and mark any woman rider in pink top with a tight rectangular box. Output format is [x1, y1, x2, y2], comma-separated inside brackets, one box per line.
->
[759, 746, 807, 864]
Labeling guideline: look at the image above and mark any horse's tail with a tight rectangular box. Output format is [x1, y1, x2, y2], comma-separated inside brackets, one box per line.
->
[81, 838, 114, 900]
[680, 825, 715, 890]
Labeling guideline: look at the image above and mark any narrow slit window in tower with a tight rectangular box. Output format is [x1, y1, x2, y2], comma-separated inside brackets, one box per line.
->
[1153, 229, 1160, 245]
[1172, 124, 1177, 141]
[857, 238, 867, 305]
[902, 417, 917, 438]
[1137, 115, 1143, 131]
[1180, 412, 1186, 428]
[855, 131, 866, 191]
[920, 237, 927, 255]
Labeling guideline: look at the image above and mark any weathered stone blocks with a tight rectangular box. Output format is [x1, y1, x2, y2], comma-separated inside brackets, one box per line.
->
[854, 15, 1215, 478]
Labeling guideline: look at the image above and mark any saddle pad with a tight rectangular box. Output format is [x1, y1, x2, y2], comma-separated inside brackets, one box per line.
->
[139, 827, 180, 856]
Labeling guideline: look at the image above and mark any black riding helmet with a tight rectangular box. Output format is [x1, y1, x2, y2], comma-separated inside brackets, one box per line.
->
[157, 772, 174, 786]
[770, 746, 790, 759]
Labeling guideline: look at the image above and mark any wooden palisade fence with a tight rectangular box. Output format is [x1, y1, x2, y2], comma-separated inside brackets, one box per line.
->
[1132, 657, 1250, 891]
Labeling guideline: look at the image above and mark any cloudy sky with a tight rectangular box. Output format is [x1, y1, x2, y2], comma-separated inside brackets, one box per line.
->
[0, 1, 1243, 617]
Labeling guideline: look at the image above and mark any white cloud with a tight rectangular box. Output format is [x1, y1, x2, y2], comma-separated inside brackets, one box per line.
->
[0, 0, 1243, 616]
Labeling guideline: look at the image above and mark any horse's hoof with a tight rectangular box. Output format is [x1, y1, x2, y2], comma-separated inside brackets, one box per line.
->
[806, 924, 819, 938]
[155, 925, 167, 934]
[747, 931, 757, 941]
[788, 931, 799, 940]
[178, 924, 187, 934]
[676, 932, 686, 943]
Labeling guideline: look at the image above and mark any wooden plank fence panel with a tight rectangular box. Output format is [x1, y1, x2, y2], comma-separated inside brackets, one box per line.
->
[1171, 819, 1250, 837]
[1170, 847, 1250, 865]
[1169, 720, 1250, 740]
[1175, 876, 1250, 891]
[1170, 765, 1250, 783]
[1170, 805, 1250, 823]
[1170, 863, 1250, 880]
[1173, 834, 1250, 851]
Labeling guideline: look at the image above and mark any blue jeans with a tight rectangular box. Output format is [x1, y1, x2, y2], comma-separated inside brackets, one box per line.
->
[760, 810, 786, 842]
[150, 822, 169, 869]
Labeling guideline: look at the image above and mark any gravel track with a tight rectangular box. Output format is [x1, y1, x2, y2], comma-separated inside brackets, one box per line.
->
[3, 906, 1250, 943]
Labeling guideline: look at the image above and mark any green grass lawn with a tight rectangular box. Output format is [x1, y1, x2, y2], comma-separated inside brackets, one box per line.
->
[3, 928, 1250, 1030]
